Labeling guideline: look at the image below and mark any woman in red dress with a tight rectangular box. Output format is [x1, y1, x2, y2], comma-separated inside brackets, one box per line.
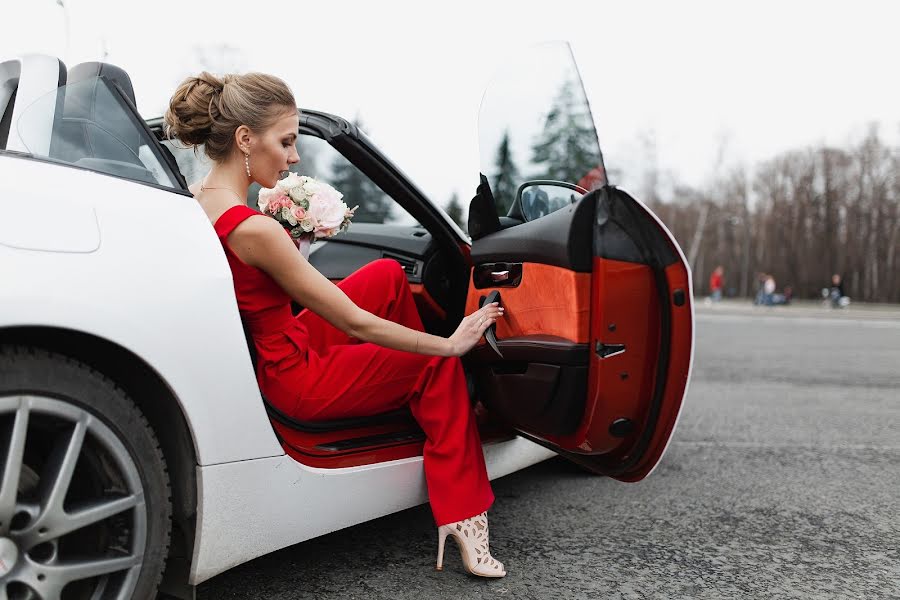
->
[165, 72, 507, 577]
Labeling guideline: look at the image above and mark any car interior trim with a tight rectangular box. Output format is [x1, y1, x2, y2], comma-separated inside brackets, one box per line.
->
[464, 263, 591, 344]
[469, 190, 594, 272]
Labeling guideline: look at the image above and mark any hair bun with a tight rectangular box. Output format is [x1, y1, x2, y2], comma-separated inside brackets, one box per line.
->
[163, 71, 226, 147]
[164, 70, 296, 163]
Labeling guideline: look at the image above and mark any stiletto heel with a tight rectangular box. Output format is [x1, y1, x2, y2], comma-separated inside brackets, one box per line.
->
[435, 511, 505, 578]
[436, 527, 448, 571]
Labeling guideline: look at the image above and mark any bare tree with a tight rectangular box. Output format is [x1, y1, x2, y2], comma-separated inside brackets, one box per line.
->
[642, 123, 900, 302]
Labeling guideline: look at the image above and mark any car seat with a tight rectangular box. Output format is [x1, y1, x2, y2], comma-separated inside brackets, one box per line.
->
[52, 61, 187, 189]
[240, 320, 416, 434]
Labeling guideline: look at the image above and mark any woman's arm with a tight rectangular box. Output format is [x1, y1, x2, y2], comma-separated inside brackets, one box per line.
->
[226, 215, 502, 357]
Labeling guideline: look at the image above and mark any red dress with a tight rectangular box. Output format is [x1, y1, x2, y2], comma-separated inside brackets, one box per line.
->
[214, 205, 493, 525]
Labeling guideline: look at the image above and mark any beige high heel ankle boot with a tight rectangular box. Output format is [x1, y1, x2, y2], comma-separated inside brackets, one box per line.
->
[435, 511, 506, 577]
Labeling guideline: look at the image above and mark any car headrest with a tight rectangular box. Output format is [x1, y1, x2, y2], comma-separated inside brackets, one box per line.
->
[67, 61, 137, 108]
[50, 60, 143, 167]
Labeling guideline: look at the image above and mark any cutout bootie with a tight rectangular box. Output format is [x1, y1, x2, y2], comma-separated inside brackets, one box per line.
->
[436, 511, 506, 577]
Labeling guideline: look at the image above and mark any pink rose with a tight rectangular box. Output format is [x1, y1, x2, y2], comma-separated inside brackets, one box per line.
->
[257, 188, 274, 213]
[266, 195, 292, 215]
[291, 205, 307, 221]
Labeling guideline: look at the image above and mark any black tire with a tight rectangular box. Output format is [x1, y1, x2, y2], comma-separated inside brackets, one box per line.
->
[0, 345, 171, 600]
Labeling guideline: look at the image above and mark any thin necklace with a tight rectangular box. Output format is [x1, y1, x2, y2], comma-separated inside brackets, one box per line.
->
[200, 178, 245, 203]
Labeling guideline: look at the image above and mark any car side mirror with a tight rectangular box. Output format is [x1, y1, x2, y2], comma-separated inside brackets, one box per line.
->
[515, 181, 587, 222]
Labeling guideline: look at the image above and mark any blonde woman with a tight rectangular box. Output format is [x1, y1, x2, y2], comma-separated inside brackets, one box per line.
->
[165, 72, 507, 577]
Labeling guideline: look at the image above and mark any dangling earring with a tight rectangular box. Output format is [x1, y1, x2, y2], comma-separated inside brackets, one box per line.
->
[244, 152, 251, 178]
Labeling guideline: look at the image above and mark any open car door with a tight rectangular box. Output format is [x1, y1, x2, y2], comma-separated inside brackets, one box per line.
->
[465, 42, 693, 481]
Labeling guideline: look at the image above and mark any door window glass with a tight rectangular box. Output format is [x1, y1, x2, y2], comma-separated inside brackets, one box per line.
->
[478, 42, 606, 219]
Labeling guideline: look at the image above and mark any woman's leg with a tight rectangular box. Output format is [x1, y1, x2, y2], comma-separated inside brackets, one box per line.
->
[292, 258, 489, 524]
[295, 341, 493, 526]
[297, 258, 423, 352]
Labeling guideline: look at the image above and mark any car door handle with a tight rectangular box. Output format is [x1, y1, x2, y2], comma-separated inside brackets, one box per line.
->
[473, 263, 522, 289]
[479, 290, 504, 358]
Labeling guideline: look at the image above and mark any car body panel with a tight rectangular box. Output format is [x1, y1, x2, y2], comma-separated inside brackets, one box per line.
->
[0, 188, 100, 252]
[610, 187, 694, 482]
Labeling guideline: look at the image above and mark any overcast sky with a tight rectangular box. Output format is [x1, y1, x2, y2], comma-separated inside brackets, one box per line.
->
[5, 0, 899, 210]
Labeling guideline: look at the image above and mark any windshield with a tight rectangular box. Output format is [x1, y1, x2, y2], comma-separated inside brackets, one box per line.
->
[14, 77, 179, 188]
[478, 42, 606, 216]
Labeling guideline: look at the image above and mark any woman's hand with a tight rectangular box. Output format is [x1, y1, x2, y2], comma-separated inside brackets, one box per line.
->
[448, 302, 505, 357]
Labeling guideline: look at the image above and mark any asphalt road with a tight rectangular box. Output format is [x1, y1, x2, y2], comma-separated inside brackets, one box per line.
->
[195, 301, 900, 600]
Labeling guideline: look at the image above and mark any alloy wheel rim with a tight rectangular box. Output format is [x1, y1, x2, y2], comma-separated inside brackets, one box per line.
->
[0, 395, 147, 599]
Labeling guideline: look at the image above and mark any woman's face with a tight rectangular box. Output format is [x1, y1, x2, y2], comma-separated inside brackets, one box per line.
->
[248, 109, 301, 188]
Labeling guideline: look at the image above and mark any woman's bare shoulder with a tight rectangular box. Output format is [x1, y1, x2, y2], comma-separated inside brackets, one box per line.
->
[231, 211, 283, 236]
[228, 214, 295, 269]
[229, 212, 287, 249]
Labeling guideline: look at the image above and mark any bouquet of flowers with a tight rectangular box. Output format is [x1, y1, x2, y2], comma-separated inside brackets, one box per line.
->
[257, 173, 357, 245]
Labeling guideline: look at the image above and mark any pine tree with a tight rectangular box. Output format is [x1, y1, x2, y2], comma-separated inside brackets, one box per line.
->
[530, 77, 601, 186]
[445, 192, 466, 232]
[491, 130, 520, 216]
[329, 118, 394, 223]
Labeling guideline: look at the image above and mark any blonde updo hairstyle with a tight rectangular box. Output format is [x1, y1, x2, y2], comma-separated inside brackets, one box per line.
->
[164, 71, 296, 162]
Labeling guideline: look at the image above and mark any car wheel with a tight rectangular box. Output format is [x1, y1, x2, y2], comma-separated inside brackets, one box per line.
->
[0, 346, 171, 600]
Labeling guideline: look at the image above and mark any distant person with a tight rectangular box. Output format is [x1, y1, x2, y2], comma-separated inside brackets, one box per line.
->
[709, 265, 724, 303]
[770, 284, 791, 306]
[823, 273, 850, 308]
[763, 274, 776, 305]
[753, 272, 768, 305]
[782, 285, 794, 305]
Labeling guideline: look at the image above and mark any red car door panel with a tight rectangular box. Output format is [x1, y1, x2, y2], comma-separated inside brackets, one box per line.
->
[467, 42, 693, 480]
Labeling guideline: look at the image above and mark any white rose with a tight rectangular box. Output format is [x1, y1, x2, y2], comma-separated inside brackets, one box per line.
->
[302, 179, 321, 196]
[281, 205, 298, 226]
[288, 186, 308, 202]
[276, 172, 302, 191]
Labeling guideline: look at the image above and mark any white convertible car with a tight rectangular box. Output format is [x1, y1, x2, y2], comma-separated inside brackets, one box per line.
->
[0, 43, 693, 599]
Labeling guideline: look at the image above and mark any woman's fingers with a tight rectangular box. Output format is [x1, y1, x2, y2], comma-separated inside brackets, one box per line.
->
[478, 303, 503, 319]
[462, 302, 504, 340]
